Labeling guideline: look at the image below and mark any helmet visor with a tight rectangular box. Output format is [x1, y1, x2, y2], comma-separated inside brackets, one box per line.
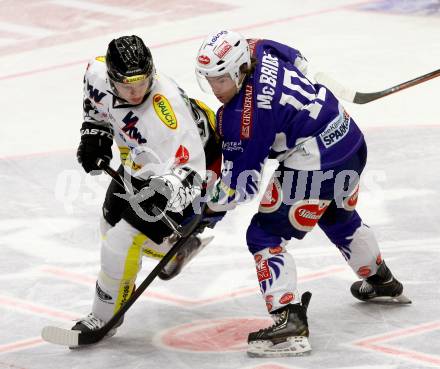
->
[112, 74, 155, 104]
[196, 72, 235, 93]
[196, 73, 238, 104]
[196, 72, 214, 94]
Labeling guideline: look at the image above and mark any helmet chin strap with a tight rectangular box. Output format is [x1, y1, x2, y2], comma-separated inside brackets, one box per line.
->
[234, 72, 247, 90]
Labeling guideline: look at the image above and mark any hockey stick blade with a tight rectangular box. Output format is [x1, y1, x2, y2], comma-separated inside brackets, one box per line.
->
[315, 68, 440, 104]
[42, 326, 80, 346]
[41, 209, 204, 347]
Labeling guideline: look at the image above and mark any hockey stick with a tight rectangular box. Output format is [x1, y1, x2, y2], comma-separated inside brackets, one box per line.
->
[41, 160, 205, 346]
[41, 205, 204, 347]
[314, 68, 440, 104]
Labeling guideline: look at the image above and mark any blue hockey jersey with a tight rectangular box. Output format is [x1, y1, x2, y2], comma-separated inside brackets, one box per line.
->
[215, 39, 364, 205]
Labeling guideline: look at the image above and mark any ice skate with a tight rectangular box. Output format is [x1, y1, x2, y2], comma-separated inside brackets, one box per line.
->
[71, 313, 118, 336]
[351, 261, 411, 304]
[247, 292, 312, 358]
[66, 313, 122, 348]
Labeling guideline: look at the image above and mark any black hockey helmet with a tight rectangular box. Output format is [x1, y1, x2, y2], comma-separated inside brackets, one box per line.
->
[106, 35, 154, 84]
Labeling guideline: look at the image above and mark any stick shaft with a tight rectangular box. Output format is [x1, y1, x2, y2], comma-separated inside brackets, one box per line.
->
[315, 68, 440, 104]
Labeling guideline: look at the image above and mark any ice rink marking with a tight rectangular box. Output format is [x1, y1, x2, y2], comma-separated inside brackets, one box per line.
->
[0, 338, 44, 354]
[350, 320, 440, 366]
[0, 295, 80, 321]
[0, 0, 375, 81]
[40, 265, 345, 308]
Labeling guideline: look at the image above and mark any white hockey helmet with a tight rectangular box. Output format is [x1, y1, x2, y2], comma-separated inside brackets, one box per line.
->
[195, 30, 251, 92]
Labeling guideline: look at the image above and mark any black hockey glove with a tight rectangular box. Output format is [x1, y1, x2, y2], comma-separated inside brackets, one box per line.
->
[77, 122, 114, 174]
[130, 177, 173, 219]
[195, 207, 226, 234]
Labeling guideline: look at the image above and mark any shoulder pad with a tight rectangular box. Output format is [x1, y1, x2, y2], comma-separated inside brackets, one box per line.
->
[191, 99, 217, 133]
[84, 58, 108, 85]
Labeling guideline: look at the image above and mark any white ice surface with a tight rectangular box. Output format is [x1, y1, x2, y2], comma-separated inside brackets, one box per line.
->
[1, 1, 439, 368]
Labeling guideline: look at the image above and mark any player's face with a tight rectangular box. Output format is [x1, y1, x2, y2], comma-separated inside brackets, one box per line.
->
[206, 74, 237, 104]
[114, 78, 151, 105]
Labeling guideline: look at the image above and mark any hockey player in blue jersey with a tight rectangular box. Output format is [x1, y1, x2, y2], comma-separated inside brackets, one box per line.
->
[195, 30, 410, 357]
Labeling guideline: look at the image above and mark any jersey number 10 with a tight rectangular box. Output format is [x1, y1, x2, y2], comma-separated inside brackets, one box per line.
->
[279, 68, 326, 120]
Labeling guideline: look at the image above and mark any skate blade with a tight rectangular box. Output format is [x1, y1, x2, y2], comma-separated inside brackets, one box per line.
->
[367, 294, 412, 305]
[41, 326, 80, 347]
[247, 336, 311, 358]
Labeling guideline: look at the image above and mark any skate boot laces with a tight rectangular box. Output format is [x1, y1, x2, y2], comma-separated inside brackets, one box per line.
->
[359, 280, 374, 294]
[75, 313, 106, 331]
[262, 310, 288, 333]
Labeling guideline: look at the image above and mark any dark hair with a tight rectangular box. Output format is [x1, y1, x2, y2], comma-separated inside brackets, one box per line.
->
[239, 56, 258, 77]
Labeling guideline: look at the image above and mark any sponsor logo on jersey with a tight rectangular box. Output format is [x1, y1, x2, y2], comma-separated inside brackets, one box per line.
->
[256, 260, 271, 282]
[214, 41, 232, 59]
[259, 177, 282, 213]
[217, 106, 224, 137]
[319, 111, 351, 148]
[153, 94, 178, 129]
[241, 84, 253, 139]
[198, 55, 211, 65]
[121, 111, 147, 144]
[357, 266, 371, 278]
[175, 145, 190, 165]
[222, 141, 243, 152]
[256, 52, 279, 110]
[86, 80, 106, 103]
[206, 30, 228, 47]
[279, 292, 294, 305]
[289, 199, 331, 232]
[343, 183, 359, 211]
